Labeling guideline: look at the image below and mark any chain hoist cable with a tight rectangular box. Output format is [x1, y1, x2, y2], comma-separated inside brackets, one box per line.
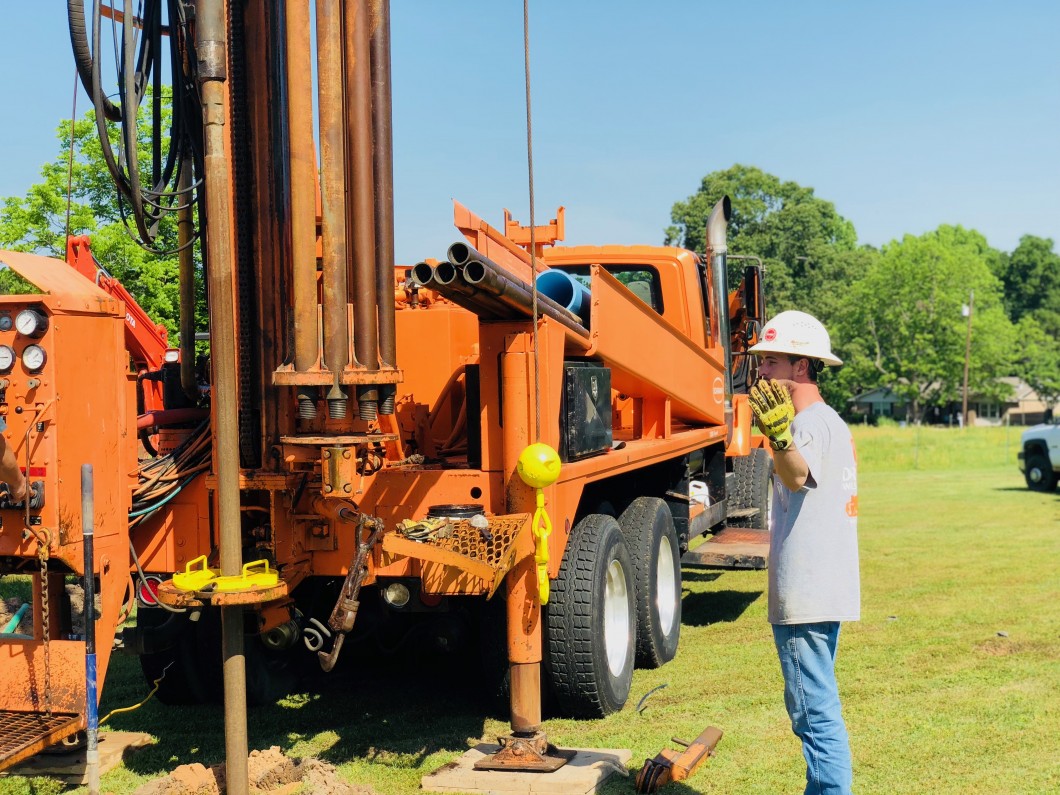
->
[523, 0, 541, 442]
[38, 539, 53, 715]
[64, 68, 79, 245]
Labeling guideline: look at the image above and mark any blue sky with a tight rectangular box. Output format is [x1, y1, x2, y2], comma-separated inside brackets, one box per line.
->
[2, 2, 1057, 264]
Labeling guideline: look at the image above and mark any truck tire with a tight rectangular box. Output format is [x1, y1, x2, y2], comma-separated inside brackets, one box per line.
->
[546, 513, 635, 718]
[729, 448, 773, 529]
[140, 609, 296, 706]
[1024, 453, 1058, 492]
[618, 497, 681, 669]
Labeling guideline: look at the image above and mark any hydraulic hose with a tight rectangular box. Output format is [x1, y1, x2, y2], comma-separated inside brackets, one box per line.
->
[67, 0, 121, 122]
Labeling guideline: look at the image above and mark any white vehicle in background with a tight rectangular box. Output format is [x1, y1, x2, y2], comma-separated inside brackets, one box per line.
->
[1018, 422, 1060, 492]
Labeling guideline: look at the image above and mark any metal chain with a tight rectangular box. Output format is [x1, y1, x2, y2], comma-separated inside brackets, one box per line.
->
[523, 0, 541, 442]
[38, 539, 52, 715]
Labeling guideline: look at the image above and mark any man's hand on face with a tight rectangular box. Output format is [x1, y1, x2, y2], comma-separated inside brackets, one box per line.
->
[749, 379, 796, 451]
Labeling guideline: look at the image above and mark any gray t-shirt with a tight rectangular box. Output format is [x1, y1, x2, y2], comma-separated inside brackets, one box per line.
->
[768, 401, 860, 625]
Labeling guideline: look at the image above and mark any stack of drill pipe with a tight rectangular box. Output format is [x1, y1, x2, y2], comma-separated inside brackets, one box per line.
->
[426, 242, 589, 337]
[410, 261, 510, 320]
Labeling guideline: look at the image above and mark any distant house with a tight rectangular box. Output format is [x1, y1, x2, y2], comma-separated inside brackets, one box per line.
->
[848, 378, 1058, 426]
[848, 387, 907, 422]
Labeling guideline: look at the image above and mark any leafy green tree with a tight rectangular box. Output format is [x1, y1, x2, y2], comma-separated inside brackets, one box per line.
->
[1013, 315, 1060, 411]
[665, 164, 858, 311]
[0, 103, 195, 338]
[1001, 235, 1060, 334]
[838, 226, 1015, 422]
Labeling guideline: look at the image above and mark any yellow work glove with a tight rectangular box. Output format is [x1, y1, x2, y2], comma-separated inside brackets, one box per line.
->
[749, 380, 795, 451]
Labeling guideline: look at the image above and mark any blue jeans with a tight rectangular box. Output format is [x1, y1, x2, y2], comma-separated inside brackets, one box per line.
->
[772, 622, 853, 795]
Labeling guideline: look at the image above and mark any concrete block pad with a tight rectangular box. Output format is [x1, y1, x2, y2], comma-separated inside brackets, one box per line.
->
[1, 730, 155, 785]
[422, 744, 631, 794]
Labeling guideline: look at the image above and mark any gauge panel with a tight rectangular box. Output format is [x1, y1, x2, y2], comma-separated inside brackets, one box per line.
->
[22, 344, 46, 373]
[15, 308, 48, 338]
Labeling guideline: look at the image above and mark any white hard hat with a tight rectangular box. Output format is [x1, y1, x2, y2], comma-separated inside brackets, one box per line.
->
[748, 310, 843, 366]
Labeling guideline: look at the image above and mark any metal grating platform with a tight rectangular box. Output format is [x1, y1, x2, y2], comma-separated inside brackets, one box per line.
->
[0, 710, 82, 773]
[382, 513, 531, 596]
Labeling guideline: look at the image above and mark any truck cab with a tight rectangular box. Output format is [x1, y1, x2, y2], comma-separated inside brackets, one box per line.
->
[1019, 421, 1060, 491]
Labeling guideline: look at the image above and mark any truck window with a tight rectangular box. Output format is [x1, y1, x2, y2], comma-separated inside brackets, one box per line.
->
[551, 265, 663, 314]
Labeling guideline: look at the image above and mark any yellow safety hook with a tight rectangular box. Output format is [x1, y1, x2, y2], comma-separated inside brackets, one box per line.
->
[517, 443, 561, 605]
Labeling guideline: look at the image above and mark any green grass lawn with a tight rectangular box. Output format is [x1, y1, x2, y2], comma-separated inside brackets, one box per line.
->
[2, 426, 1058, 794]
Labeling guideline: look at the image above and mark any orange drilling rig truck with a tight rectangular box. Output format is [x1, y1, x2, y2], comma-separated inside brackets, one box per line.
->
[0, 0, 771, 773]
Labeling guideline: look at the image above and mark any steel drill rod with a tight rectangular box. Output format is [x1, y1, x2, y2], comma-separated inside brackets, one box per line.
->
[198, 1, 249, 791]
[347, 0, 379, 373]
[317, 0, 351, 382]
[287, 0, 319, 374]
[370, 0, 397, 371]
[81, 464, 99, 795]
[410, 262, 508, 320]
[457, 254, 588, 336]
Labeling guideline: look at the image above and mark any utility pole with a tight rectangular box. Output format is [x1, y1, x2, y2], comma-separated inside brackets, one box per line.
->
[962, 290, 974, 429]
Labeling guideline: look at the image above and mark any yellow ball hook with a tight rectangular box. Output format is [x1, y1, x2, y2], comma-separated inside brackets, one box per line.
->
[517, 444, 561, 604]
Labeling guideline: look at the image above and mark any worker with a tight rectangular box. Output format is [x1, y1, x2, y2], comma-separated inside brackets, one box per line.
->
[0, 421, 27, 505]
[747, 310, 859, 795]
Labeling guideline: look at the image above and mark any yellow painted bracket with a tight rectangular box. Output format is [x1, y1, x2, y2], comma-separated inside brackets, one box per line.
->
[532, 490, 551, 605]
[213, 559, 279, 592]
[171, 555, 219, 592]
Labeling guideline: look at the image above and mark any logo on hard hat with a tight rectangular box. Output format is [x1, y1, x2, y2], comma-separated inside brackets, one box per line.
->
[764, 328, 777, 342]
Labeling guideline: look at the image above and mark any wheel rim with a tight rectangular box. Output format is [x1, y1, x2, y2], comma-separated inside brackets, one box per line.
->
[604, 558, 631, 677]
[655, 535, 677, 636]
[1029, 467, 1043, 484]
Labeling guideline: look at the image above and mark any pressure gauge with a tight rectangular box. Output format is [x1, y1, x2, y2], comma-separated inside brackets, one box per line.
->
[0, 314, 11, 332]
[0, 346, 13, 372]
[22, 344, 46, 373]
[15, 308, 47, 338]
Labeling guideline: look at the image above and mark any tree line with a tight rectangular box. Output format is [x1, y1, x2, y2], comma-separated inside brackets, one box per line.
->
[1, 118, 1057, 424]
[667, 165, 1060, 422]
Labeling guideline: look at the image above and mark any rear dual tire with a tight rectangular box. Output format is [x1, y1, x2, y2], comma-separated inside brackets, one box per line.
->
[618, 497, 681, 668]
[546, 514, 636, 718]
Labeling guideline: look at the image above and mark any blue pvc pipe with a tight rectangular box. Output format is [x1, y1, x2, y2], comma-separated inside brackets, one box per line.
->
[2, 602, 29, 634]
[537, 270, 590, 325]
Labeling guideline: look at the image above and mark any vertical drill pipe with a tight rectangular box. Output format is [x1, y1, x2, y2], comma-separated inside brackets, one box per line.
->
[500, 347, 542, 733]
[196, 2, 249, 792]
[81, 464, 99, 795]
[178, 158, 197, 400]
[345, 0, 378, 373]
[317, 0, 350, 379]
[287, 0, 319, 373]
[370, 0, 397, 371]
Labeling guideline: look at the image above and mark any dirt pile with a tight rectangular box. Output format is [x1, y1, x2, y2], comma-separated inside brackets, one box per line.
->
[133, 746, 377, 795]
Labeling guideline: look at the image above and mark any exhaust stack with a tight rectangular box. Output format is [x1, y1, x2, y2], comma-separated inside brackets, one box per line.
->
[705, 196, 733, 399]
